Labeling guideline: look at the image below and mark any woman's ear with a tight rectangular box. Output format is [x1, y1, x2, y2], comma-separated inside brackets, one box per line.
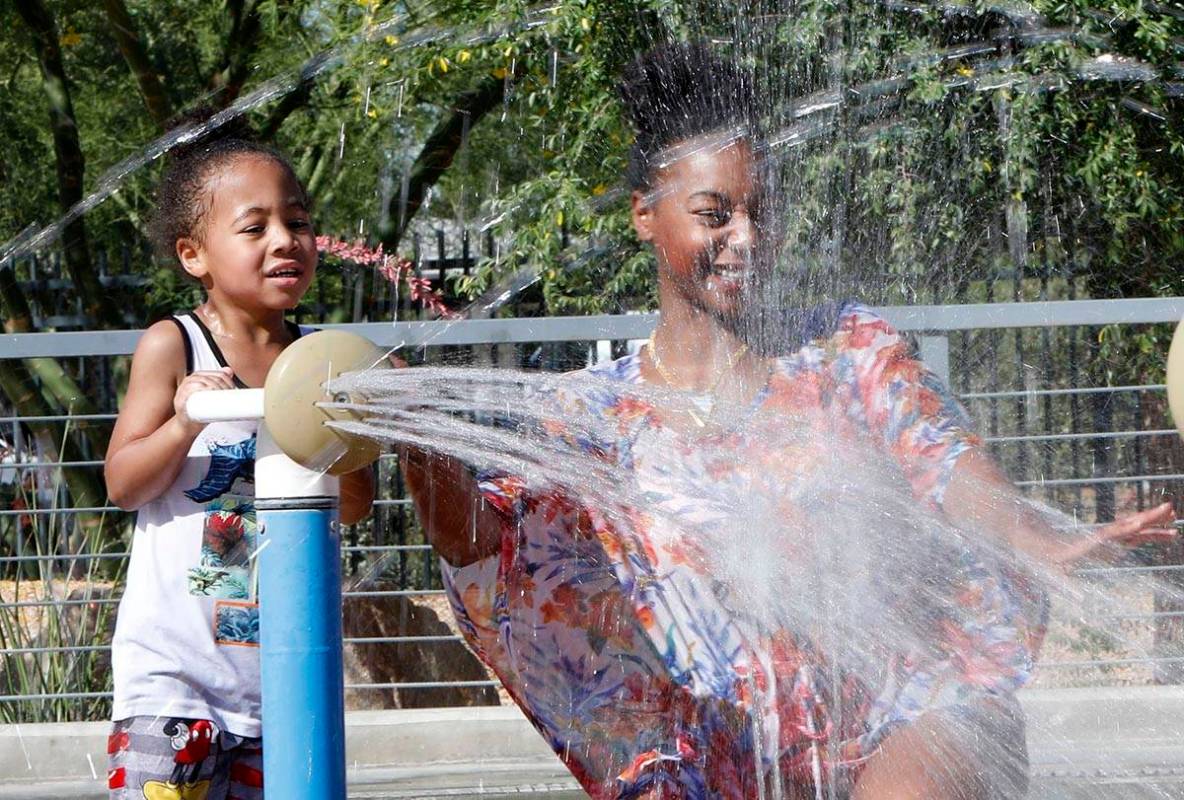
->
[631, 190, 655, 242]
[176, 238, 208, 281]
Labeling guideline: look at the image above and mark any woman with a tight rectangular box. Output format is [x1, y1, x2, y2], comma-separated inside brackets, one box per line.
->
[403, 42, 1174, 799]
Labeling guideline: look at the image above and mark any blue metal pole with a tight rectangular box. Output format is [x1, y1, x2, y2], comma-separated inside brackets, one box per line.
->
[256, 500, 345, 798]
[256, 427, 346, 799]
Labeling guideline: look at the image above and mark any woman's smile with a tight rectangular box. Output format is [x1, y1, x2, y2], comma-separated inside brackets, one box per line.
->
[633, 136, 763, 319]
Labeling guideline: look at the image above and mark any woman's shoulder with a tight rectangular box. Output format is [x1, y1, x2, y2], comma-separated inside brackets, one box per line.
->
[580, 352, 643, 383]
[765, 302, 905, 383]
[824, 302, 903, 352]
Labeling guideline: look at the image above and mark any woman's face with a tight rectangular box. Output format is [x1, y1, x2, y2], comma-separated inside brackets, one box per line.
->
[632, 137, 764, 320]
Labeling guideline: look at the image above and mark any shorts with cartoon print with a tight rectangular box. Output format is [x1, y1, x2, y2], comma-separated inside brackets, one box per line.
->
[107, 716, 263, 800]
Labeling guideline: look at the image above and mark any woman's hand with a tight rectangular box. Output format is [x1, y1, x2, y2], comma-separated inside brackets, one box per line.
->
[946, 450, 1177, 572]
[1048, 501, 1177, 569]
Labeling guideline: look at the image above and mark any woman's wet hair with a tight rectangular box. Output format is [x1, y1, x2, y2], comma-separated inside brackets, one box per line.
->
[148, 107, 309, 264]
[619, 41, 758, 190]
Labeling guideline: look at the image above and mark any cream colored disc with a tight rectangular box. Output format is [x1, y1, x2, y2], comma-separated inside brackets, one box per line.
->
[263, 330, 389, 475]
[1167, 317, 1184, 438]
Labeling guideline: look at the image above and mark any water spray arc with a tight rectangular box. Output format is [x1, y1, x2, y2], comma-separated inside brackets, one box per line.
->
[185, 331, 389, 800]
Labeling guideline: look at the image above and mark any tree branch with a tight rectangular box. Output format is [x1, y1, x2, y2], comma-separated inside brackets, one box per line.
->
[15, 0, 120, 328]
[102, 0, 173, 128]
[208, 0, 263, 106]
[382, 75, 507, 251]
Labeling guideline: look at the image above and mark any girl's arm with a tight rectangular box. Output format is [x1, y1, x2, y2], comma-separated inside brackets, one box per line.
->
[944, 449, 1174, 569]
[104, 322, 235, 510]
[399, 447, 503, 567]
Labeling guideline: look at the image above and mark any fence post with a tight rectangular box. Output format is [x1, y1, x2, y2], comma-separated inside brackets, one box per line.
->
[919, 334, 950, 388]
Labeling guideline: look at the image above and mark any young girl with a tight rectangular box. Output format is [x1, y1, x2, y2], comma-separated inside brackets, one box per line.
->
[405, 43, 1175, 799]
[104, 124, 374, 800]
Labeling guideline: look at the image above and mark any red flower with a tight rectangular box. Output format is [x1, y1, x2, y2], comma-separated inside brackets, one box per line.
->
[317, 235, 457, 319]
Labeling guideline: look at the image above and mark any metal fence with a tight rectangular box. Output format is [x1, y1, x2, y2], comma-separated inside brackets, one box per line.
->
[3, 296, 1184, 721]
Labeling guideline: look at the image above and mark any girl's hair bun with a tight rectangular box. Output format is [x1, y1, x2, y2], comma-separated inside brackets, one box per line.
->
[163, 105, 257, 164]
[619, 41, 757, 189]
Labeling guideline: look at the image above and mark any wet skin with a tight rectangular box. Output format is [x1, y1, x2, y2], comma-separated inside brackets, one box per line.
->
[632, 136, 765, 324]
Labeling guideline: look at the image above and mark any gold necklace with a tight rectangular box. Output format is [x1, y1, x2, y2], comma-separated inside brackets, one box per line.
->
[646, 331, 749, 398]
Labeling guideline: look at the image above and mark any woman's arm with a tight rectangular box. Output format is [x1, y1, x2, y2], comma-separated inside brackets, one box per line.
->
[944, 449, 1175, 569]
[104, 321, 235, 510]
[399, 446, 503, 568]
[339, 466, 375, 525]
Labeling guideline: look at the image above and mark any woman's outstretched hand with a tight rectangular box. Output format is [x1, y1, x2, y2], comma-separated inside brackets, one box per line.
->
[947, 451, 1178, 571]
[1049, 501, 1177, 570]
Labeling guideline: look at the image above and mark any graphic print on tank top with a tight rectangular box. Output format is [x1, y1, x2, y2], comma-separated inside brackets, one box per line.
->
[184, 433, 260, 647]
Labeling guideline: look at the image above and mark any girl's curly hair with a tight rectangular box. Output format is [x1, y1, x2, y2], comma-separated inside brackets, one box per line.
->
[148, 107, 308, 266]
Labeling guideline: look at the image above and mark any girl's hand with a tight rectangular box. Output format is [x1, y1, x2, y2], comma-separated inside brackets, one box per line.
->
[1051, 501, 1177, 569]
[174, 367, 236, 431]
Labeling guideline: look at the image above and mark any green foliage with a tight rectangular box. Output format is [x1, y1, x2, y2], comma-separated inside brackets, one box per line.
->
[0, 0, 1181, 322]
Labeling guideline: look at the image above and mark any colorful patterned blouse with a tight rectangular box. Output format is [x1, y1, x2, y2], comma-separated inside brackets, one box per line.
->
[442, 305, 1046, 799]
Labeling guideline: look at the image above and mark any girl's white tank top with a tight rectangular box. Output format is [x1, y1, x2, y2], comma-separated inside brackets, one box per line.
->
[111, 312, 306, 736]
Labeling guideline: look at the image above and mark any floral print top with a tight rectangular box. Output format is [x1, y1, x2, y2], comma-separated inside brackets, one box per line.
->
[441, 305, 1046, 799]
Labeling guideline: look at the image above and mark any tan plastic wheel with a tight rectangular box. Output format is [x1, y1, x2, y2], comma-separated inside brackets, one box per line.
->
[264, 330, 389, 475]
[1168, 317, 1184, 438]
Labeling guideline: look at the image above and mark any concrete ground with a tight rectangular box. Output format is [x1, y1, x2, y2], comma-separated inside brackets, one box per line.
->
[3, 687, 1184, 798]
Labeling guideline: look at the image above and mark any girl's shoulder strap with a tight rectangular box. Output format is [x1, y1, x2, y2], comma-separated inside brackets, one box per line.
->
[165, 314, 197, 375]
[172, 311, 248, 385]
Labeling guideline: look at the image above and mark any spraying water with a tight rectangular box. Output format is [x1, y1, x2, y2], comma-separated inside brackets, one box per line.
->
[322, 354, 1179, 799]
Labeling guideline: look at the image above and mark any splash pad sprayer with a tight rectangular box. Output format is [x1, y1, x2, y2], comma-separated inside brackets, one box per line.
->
[1167, 320, 1184, 440]
[186, 330, 389, 800]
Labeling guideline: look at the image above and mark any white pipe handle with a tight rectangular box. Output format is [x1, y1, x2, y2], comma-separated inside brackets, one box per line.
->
[186, 388, 265, 423]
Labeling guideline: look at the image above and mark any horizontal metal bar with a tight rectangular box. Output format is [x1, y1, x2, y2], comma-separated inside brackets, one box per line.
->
[880, 298, 1184, 331]
[0, 506, 404, 520]
[1, 644, 109, 655]
[0, 681, 502, 703]
[4, 298, 1184, 358]
[1037, 656, 1184, 669]
[0, 545, 426, 563]
[1076, 564, 1184, 576]
[342, 635, 463, 644]
[1015, 473, 1184, 487]
[0, 506, 122, 516]
[344, 680, 497, 690]
[0, 691, 112, 702]
[0, 459, 105, 468]
[343, 589, 445, 598]
[985, 429, 1177, 444]
[3, 635, 466, 653]
[0, 552, 129, 563]
[1, 597, 119, 609]
[4, 588, 448, 607]
[961, 384, 1165, 400]
[0, 414, 117, 425]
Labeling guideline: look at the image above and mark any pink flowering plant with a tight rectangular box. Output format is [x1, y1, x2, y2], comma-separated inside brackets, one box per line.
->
[316, 235, 457, 319]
